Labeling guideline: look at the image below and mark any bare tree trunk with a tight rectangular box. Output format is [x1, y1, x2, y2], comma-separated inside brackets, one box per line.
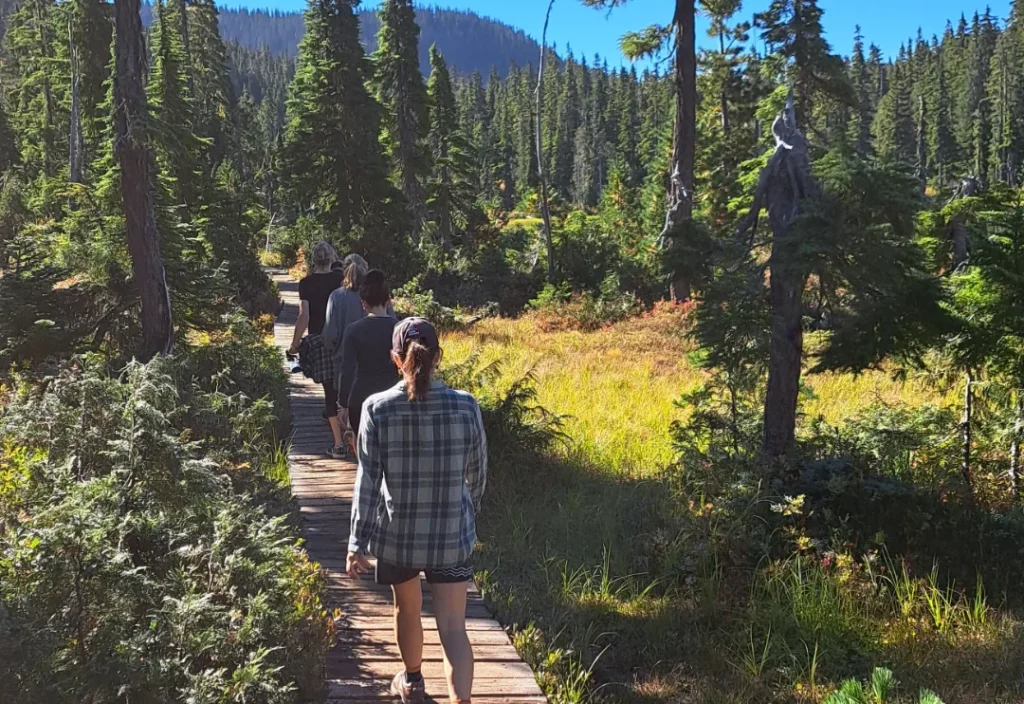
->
[662, 0, 696, 302]
[733, 92, 819, 460]
[34, 0, 56, 174]
[1010, 392, 1022, 500]
[265, 212, 276, 257]
[764, 250, 805, 458]
[115, 0, 174, 361]
[68, 16, 84, 185]
[719, 30, 729, 133]
[916, 96, 927, 189]
[949, 177, 978, 271]
[178, 0, 194, 96]
[961, 371, 973, 492]
[535, 0, 555, 282]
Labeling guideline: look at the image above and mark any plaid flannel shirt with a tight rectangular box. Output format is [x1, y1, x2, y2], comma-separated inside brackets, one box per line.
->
[298, 334, 333, 385]
[349, 380, 488, 568]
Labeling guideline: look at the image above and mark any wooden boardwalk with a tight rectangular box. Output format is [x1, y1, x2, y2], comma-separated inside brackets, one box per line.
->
[270, 271, 546, 704]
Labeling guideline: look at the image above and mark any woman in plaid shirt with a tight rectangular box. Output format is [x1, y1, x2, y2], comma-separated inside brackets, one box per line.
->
[346, 317, 487, 704]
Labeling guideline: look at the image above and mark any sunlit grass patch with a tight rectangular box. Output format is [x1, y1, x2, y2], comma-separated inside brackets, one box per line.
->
[444, 311, 945, 476]
[458, 312, 1023, 703]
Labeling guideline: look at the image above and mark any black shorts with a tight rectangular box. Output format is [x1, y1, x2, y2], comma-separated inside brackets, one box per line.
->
[375, 560, 474, 586]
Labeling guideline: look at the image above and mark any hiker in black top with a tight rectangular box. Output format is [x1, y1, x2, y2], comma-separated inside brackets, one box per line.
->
[288, 241, 346, 457]
[340, 270, 400, 442]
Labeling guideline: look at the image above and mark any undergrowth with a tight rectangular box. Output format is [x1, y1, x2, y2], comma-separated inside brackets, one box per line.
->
[0, 317, 333, 704]
[449, 316, 1024, 704]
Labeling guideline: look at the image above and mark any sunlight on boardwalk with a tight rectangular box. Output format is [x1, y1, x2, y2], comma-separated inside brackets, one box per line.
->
[270, 271, 546, 703]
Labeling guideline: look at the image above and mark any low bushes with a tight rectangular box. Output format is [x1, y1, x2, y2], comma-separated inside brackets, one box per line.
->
[0, 320, 333, 704]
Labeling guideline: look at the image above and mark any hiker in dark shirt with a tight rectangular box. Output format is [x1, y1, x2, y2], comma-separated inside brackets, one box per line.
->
[324, 256, 395, 451]
[339, 270, 400, 448]
[288, 241, 345, 457]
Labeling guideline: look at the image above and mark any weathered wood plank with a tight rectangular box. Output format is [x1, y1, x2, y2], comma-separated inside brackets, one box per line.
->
[328, 678, 544, 698]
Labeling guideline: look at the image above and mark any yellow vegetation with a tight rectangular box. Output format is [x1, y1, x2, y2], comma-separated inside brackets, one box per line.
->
[443, 307, 949, 475]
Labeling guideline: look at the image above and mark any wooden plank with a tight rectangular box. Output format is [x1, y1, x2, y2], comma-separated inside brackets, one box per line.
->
[338, 630, 515, 647]
[331, 644, 524, 663]
[269, 270, 545, 703]
[330, 692, 546, 704]
[337, 617, 506, 632]
[331, 659, 536, 681]
[328, 678, 543, 699]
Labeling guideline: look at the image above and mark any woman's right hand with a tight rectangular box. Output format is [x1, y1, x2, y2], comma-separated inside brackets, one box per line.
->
[346, 550, 371, 579]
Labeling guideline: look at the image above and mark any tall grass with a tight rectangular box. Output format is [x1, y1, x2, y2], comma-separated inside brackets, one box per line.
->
[450, 313, 1024, 703]
[443, 313, 947, 477]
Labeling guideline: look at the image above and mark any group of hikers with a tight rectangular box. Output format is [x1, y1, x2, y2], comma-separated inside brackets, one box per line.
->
[288, 242, 487, 704]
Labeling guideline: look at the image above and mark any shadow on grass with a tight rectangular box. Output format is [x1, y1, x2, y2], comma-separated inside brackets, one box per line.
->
[473, 449, 765, 703]
[473, 449, 1024, 704]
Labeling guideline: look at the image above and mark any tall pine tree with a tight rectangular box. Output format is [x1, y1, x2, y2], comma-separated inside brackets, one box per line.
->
[372, 0, 428, 240]
[283, 0, 409, 269]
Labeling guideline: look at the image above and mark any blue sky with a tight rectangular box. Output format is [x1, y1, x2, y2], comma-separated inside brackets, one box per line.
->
[228, 0, 1014, 67]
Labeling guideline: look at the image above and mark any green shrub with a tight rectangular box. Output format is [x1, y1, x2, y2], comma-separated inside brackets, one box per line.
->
[531, 276, 641, 332]
[392, 276, 462, 329]
[438, 354, 565, 462]
[0, 339, 332, 703]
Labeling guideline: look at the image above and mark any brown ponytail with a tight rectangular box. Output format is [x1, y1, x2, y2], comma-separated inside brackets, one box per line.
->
[401, 340, 438, 401]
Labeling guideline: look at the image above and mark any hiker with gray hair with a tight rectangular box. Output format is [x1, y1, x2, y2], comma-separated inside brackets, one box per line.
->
[288, 241, 346, 456]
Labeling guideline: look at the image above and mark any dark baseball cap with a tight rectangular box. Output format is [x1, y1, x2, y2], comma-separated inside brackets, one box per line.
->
[392, 317, 439, 357]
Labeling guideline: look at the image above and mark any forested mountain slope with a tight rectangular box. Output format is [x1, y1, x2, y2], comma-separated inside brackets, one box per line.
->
[141, 2, 542, 76]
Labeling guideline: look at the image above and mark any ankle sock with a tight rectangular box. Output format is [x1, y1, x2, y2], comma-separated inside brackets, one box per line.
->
[406, 670, 423, 683]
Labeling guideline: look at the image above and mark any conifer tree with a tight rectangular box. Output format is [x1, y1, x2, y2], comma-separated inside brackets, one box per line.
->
[57, 0, 111, 182]
[552, 54, 580, 197]
[372, 0, 428, 239]
[510, 64, 536, 197]
[848, 26, 873, 157]
[0, 101, 17, 174]
[986, 21, 1022, 186]
[283, 0, 407, 265]
[425, 45, 478, 256]
[461, 70, 495, 197]
[614, 68, 641, 188]
[873, 58, 915, 165]
[186, 0, 235, 170]
[572, 115, 598, 206]
[4, 0, 61, 176]
[754, 0, 854, 135]
[867, 43, 886, 104]
[149, 0, 203, 210]
[931, 51, 957, 185]
[705, 98, 946, 458]
[958, 11, 995, 174]
[701, 0, 745, 133]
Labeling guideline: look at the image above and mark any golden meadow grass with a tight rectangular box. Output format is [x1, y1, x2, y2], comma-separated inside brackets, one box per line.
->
[443, 307, 951, 476]
[446, 311, 1021, 702]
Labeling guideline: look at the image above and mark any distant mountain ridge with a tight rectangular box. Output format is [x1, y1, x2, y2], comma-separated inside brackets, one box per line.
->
[211, 4, 543, 77]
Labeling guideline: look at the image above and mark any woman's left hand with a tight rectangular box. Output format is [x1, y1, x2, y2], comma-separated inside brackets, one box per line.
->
[346, 551, 371, 579]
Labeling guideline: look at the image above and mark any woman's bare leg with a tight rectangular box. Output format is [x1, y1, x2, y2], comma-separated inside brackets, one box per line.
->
[392, 577, 424, 676]
[431, 582, 473, 702]
[327, 415, 344, 449]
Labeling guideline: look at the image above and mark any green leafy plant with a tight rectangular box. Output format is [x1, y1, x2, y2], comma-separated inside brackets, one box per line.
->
[0, 333, 333, 704]
[823, 668, 945, 704]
